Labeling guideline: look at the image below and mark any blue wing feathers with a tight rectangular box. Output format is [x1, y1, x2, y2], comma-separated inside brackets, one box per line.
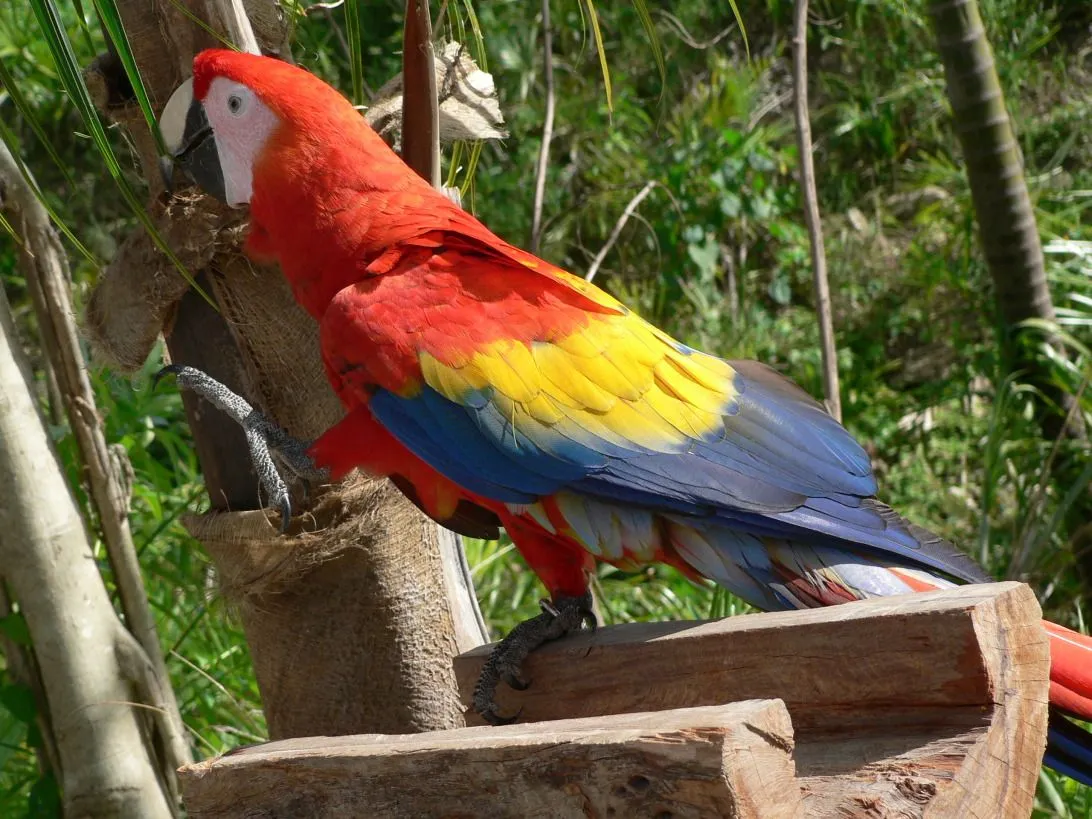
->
[371, 352, 982, 583]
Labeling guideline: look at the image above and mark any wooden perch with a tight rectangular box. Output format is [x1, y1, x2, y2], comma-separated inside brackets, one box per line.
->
[457, 582, 1048, 818]
[178, 583, 1048, 818]
[180, 700, 799, 818]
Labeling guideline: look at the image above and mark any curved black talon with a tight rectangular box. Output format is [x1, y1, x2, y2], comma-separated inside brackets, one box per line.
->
[153, 363, 184, 389]
[480, 705, 523, 727]
[472, 591, 595, 725]
[502, 671, 530, 691]
[277, 494, 292, 534]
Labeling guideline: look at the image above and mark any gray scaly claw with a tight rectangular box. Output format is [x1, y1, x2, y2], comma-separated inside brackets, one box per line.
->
[155, 364, 330, 532]
[472, 591, 596, 725]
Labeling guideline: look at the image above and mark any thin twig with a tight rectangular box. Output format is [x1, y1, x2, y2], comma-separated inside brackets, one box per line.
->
[585, 181, 657, 283]
[792, 0, 841, 421]
[654, 9, 737, 51]
[529, 0, 555, 254]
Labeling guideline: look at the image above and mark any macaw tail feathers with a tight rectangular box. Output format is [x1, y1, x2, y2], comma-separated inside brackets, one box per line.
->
[1043, 622, 1092, 786]
[1045, 621, 1092, 720]
[1046, 712, 1092, 787]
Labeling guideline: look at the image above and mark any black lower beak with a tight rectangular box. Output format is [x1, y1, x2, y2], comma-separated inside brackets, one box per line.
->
[162, 99, 226, 203]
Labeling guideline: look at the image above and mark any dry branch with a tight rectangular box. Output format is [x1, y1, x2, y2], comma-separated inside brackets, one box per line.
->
[401, 0, 441, 187]
[792, 0, 841, 421]
[585, 181, 657, 283]
[529, 0, 555, 254]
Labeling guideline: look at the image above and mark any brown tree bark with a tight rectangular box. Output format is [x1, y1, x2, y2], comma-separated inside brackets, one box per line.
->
[86, 0, 486, 740]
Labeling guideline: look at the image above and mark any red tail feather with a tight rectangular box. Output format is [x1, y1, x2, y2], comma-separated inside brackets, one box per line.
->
[1045, 620, 1092, 720]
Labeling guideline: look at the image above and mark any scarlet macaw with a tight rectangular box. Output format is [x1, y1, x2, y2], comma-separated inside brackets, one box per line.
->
[158, 50, 1092, 784]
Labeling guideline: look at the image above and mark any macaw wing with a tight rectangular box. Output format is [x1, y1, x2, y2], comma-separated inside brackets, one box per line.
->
[368, 304, 869, 501]
[365, 299, 974, 567]
[327, 232, 979, 582]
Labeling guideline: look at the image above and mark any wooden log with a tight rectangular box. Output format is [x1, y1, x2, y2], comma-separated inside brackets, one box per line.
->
[179, 700, 801, 819]
[455, 582, 1049, 819]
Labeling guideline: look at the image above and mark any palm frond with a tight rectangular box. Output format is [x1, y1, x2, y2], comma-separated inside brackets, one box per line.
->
[27, 0, 215, 306]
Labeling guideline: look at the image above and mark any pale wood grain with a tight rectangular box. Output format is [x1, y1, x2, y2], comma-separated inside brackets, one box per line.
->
[180, 701, 800, 818]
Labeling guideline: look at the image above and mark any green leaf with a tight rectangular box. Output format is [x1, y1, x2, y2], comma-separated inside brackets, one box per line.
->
[0, 685, 36, 725]
[579, 0, 612, 112]
[28, 772, 62, 819]
[630, 0, 664, 92]
[0, 117, 99, 268]
[0, 614, 31, 647]
[0, 55, 78, 192]
[164, 0, 238, 48]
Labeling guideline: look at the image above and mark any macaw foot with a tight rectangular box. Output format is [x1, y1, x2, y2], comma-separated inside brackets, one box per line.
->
[473, 591, 596, 726]
[156, 364, 329, 531]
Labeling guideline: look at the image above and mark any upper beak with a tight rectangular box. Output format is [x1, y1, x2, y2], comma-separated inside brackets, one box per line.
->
[159, 78, 227, 202]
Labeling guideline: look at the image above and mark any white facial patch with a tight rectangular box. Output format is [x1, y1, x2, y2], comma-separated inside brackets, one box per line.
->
[202, 77, 280, 206]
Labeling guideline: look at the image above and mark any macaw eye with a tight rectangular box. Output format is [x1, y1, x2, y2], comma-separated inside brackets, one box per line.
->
[227, 94, 245, 116]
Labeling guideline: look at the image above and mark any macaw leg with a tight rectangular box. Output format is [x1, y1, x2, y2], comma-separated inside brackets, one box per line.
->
[473, 519, 597, 725]
[472, 591, 596, 726]
[156, 364, 329, 530]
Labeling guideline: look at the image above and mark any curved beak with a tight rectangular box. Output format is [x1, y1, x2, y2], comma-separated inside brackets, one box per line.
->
[159, 78, 226, 202]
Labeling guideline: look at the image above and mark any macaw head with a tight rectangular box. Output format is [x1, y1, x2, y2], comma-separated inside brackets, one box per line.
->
[159, 50, 380, 207]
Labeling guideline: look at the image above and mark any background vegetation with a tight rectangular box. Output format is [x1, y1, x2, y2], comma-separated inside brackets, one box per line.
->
[1, 0, 1090, 815]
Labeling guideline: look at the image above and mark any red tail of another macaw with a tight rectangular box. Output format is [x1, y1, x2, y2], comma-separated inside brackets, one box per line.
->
[1041, 622, 1092, 783]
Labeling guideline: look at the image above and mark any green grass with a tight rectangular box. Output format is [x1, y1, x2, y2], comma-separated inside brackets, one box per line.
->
[1, 0, 1091, 816]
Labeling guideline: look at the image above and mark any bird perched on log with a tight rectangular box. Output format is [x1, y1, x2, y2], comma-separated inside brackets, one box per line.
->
[157, 50, 1092, 785]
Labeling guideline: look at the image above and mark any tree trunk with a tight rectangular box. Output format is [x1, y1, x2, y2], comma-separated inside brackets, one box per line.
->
[927, 0, 1079, 440]
[0, 288, 173, 818]
[85, 0, 487, 739]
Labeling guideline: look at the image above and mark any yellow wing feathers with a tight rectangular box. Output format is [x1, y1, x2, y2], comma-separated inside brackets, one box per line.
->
[419, 313, 737, 451]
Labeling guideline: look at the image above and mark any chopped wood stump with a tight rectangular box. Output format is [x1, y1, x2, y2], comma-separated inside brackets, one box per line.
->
[178, 582, 1049, 819]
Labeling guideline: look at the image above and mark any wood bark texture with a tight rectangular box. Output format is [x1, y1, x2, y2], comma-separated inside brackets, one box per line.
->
[455, 582, 1048, 818]
[180, 701, 801, 819]
[85, 0, 485, 738]
[0, 290, 173, 817]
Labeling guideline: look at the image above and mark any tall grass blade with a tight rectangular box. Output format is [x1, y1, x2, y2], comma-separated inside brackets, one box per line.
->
[579, 0, 612, 112]
[0, 55, 79, 191]
[344, 0, 365, 104]
[727, 0, 749, 60]
[165, 0, 238, 48]
[630, 0, 664, 90]
[0, 211, 22, 248]
[69, 0, 97, 55]
[458, 0, 487, 70]
[0, 117, 99, 267]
